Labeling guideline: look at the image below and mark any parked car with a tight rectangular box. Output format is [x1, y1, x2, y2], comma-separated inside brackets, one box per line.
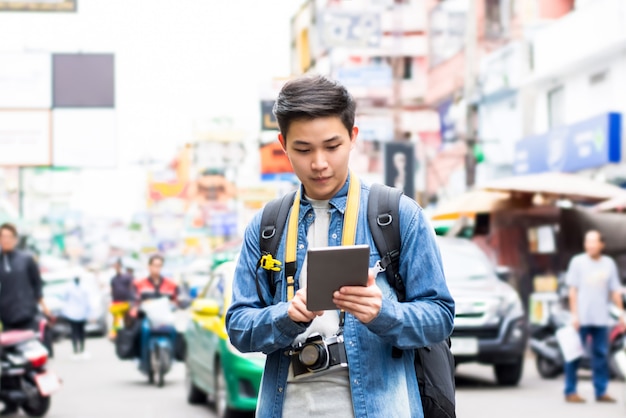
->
[438, 236, 528, 386]
[42, 268, 109, 338]
[184, 260, 264, 418]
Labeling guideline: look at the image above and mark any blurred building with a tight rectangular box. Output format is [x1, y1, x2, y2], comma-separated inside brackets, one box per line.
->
[426, 0, 576, 201]
[511, 0, 626, 187]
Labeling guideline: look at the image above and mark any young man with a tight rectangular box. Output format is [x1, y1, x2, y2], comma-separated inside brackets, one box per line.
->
[564, 230, 624, 403]
[226, 76, 454, 417]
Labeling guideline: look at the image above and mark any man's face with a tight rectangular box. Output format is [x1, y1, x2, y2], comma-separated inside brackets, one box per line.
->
[149, 259, 163, 277]
[0, 228, 17, 252]
[279, 117, 357, 201]
[584, 231, 604, 258]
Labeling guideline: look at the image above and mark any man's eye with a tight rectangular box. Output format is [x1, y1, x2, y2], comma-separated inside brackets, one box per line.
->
[328, 144, 340, 150]
[294, 149, 310, 153]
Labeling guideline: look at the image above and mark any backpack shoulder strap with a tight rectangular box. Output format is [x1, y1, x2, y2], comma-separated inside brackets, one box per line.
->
[256, 191, 296, 305]
[367, 184, 405, 301]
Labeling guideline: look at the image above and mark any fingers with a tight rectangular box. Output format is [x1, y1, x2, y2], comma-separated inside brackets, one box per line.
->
[333, 284, 382, 324]
[288, 288, 323, 323]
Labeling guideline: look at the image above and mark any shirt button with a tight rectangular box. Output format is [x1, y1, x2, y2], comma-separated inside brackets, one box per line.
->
[299, 244, 304, 250]
[307, 213, 313, 219]
[278, 387, 283, 393]
[353, 379, 359, 385]
[332, 233, 337, 239]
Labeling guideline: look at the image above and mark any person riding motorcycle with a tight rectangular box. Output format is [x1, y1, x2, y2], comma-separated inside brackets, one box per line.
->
[133, 254, 178, 305]
[0, 223, 52, 416]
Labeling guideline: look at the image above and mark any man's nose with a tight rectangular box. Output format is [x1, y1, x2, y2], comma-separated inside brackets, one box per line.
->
[311, 151, 328, 170]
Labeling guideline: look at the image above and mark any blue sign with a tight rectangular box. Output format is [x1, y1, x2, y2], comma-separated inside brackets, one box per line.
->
[514, 112, 621, 175]
[438, 99, 456, 144]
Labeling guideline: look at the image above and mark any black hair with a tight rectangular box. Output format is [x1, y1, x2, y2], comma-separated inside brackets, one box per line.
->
[0, 223, 17, 237]
[148, 254, 164, 266]
[273, 75, 356, 141]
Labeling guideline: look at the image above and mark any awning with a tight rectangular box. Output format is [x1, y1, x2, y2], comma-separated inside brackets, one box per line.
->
[479, 172, 626, 203]
[590, 192, 626, 212]
[431, 190, 512, 221]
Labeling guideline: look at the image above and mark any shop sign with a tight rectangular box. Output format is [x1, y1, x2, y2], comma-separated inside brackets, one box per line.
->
[514, 112, 621, 174]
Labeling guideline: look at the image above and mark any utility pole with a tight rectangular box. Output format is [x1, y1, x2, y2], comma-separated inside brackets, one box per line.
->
[391, 3, 404, 141]
[463, 0, 478, 188]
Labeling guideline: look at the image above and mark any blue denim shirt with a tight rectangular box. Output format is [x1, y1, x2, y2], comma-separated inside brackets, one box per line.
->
[226, 177, 455, 418]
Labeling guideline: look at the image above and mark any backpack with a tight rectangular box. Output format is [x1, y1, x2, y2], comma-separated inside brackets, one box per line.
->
[258, 183, 456, 418]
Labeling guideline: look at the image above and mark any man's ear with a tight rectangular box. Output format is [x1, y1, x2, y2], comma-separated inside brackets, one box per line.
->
[350, 126, 359, 149]
[278, 133, 287, 151]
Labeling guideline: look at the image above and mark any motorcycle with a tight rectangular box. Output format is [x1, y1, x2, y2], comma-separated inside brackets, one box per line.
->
[137, 298, 177, 388]
[0, 329, 62, 416]
[530, 303, 625, 379]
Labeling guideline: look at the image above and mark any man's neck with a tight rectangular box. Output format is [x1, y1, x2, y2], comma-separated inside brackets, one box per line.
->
[149, 275, 162, 282]
[587, 253, 602, 260]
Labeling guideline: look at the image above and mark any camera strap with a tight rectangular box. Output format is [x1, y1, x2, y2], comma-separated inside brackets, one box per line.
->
[284, 171, 362, 307]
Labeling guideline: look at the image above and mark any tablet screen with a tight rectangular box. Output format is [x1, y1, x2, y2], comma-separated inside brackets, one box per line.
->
[306, 244, 370, 311]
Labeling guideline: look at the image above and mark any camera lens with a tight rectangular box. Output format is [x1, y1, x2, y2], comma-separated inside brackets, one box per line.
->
[300, 344, 325, 368]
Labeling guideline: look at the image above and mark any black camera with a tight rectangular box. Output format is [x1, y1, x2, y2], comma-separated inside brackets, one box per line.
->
[288, 333, 348, 378]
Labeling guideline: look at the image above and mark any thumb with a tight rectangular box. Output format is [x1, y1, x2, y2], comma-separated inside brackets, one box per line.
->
[367, 272, 375, 287]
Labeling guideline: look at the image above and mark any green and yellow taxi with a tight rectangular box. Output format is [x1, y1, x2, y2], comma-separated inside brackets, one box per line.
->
[184, 259, 265, 417]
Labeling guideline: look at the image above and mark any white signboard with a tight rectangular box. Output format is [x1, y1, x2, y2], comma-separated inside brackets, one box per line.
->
[52, 109, 117, 168]
[0, 110, 51, 166]
[0, 53, 51, 109]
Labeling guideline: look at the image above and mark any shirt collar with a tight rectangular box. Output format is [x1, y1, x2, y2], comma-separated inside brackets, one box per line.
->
[298, 173, 351, 220]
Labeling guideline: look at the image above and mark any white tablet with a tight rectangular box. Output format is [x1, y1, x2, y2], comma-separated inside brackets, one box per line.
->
[306, 244, 370, 311]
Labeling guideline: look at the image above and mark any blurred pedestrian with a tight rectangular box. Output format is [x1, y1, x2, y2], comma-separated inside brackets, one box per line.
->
[564, 230, 625, 403]
[111, 259, 134, 302]
[0, 223, 52, 414]
[109, 259, 134, 338]
[62, 275, 91, 358]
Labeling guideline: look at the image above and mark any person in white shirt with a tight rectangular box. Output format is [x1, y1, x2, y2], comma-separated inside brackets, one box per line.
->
[62, 276, 91, 356]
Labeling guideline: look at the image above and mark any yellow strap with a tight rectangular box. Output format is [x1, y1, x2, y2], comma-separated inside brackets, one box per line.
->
[284, 172, 361, 301]
[285, 189, 301, 301]
[342, 171, 360, 246]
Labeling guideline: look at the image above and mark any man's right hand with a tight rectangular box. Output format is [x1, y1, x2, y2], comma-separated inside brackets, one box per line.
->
[287, 288, 323, 323]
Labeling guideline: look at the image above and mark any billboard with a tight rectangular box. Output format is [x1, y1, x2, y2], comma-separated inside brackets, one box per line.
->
[0, 110, 51, 166]
[384, 142, 415, 199]
[0, 1, 76, 11]
[52, 109, 117, 168]
[53, 53, 115, 107]
[319, 12, 382, 49]
[261, 100, 278, 131]
[0, 53, 51, 109]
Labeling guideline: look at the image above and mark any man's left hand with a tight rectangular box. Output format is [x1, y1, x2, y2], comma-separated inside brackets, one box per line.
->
[333, 273, 382, 324]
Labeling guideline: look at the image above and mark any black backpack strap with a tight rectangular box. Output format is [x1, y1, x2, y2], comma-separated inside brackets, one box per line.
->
[367, 183, 405, 301]
[256, 191, 296, 306]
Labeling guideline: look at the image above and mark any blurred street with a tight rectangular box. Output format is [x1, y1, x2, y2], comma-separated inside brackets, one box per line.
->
[456, 359, 626, 418]
[25, 337, 626, 418]
[43, 337, 216, 418]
